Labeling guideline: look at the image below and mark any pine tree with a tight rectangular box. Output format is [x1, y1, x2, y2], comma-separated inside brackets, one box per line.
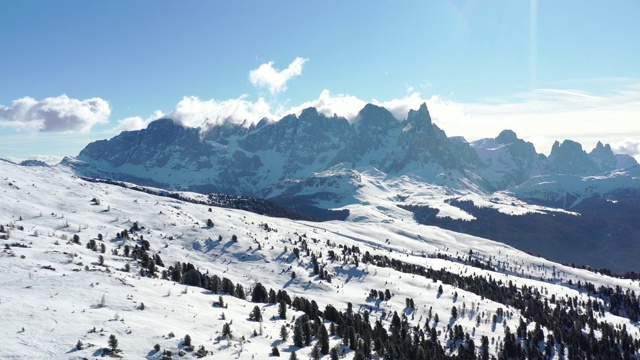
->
[311, 343, 321, 360]
[280, 325, 289, 341]
[235, 283, 245, 299]
[278, 300, 287, 319]
[222, 322, 232, 339]
[293, 323, 304, 347]
[184, 334, 191, 347]
[330, 347, 339, 360]
[251, 282, 268, 303]
[108, 334, 118, 351]
[353, 349, 366, 360]
[318, 323, 330, 354]
[289, 351, 298, 360]
[348, 326, 357, 350]
[250, 305, 262, 322]
[303, 322, 313, 346]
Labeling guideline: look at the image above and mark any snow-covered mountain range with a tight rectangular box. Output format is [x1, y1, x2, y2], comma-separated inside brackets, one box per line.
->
[2, 160, 640, 359]
[65, 103, 637, 196]
[58, 103, 640, 273]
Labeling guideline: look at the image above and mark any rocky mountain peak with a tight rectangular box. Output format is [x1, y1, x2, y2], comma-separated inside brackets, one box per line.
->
[299, 107, 319, 120]
[589, 141, 617, 171]
[495, 129, 518, 144]
[355, 103, 396, 128]
[406, 102, 433, 127]
[549, 140, 599, 175]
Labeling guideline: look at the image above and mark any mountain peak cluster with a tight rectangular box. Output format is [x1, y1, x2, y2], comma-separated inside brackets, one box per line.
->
[66, 102, 636, 196]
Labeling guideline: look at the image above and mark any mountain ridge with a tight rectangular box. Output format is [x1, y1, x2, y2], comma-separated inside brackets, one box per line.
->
[65, 102, 637, 198]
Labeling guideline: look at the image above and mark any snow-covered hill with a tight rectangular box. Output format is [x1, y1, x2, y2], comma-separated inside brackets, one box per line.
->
[2, 161, 640, 359]
[510, 166, 640, 207]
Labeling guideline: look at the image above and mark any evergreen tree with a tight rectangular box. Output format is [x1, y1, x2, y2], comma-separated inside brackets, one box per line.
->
[183, 269, 201, 287]
[249, 305, 262, 322]
[251, 282, 268, 303]
[302, 321, 313, 346]
[318, 323, 330, 354]
[348, 326, 357, 350]
[222, 323, 232, 339]
[480, 335, 489, 360]
[278, 300, 287, 319]
[311, 343, 321, 360]
[280, 325, 289, 341]
[289, 351, 298, 360]
[293, 323, 304, 347]
[235, 283, 245, 299]
[108, 334, 118, 351]
[330, 347, 339, 360]
[271, 346, 280, 356]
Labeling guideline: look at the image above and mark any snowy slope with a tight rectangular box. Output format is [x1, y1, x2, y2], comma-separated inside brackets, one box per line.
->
[1, 161, 639, 359]
[510, 166, 640, 207]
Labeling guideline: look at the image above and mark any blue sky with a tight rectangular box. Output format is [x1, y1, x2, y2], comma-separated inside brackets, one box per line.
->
[1, 0, 639, 163]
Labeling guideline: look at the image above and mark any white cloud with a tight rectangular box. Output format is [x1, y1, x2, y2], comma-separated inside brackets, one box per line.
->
[288, 89, 366, 122]
[375, 92, 438, 121]
[23, 154, 65, 165]
[156, 89, 464, 129]
[167, 95, 273, 129]
[249, 57, 308, 94]
[114, 110, 165, 132]
[131, 78, 640, 161]
[612, 140, 640, 160]
[450, 85, 640, 155]
[0, 95, 110, 133]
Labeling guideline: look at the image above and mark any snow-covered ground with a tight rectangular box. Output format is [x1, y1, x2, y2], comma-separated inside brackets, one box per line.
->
[1, 161, 639, 359]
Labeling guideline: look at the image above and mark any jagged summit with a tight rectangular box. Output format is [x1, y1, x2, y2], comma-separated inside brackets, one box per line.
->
[65, 102, 637, 201]
[67, 103, 485, 195]
[548, 139, 599, 175]
[590, 140, 617, 170]
[406, 102, 432, 125]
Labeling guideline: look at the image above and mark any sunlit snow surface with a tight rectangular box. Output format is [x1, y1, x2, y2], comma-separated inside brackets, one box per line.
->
[0, 162, 638, 359]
